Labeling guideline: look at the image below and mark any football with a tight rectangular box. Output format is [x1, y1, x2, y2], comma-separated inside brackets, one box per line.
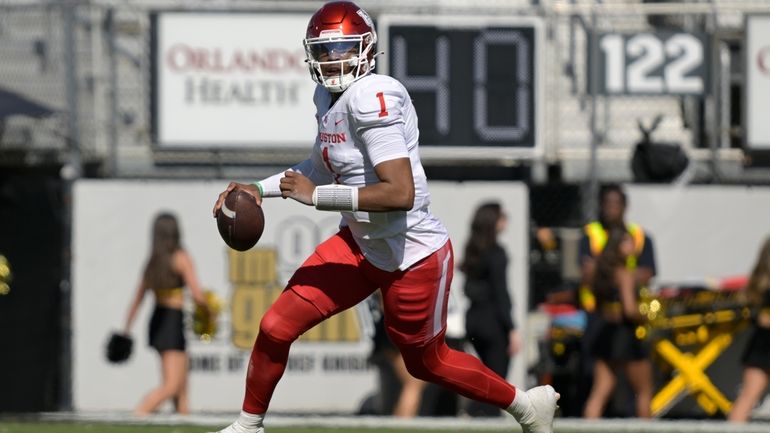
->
[216, 189, 265, 251]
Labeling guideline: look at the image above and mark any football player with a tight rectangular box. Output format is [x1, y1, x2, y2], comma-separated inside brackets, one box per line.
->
[211, 2, 559, 432]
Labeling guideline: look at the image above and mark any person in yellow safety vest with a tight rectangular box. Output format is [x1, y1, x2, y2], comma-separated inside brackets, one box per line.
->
[576, 184, 656, 418]
[578, 184, 657, 313]
[583, 227, 654, 419]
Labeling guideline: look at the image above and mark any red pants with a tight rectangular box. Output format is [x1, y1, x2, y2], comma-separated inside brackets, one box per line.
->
[242, 228, 516, 413]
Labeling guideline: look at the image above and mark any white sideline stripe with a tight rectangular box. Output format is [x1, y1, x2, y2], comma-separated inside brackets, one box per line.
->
[37, 412, 770, 432]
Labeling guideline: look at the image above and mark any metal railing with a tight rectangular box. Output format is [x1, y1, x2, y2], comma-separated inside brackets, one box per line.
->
[1, 0, 768, 183]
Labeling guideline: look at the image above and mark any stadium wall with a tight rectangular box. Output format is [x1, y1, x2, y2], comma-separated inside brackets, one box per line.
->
[71, 180, 530, 412]
[626, 185, 770, 284]
[67, 181, 770, 413]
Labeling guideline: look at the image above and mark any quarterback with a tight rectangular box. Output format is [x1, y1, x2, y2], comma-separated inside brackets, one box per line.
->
[211, 2, 559, 432]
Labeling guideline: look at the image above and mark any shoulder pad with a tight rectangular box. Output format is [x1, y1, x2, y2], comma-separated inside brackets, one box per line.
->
[348, 75, 407, 131]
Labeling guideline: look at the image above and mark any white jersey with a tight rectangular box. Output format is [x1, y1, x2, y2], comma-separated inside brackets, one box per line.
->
[271, 74, 449, 271]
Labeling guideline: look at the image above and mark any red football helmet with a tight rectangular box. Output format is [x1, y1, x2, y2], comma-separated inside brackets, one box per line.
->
[303, 1, 377, 93]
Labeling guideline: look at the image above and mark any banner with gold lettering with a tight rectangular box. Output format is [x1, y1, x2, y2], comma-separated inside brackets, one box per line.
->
[72, 180, 529, 411]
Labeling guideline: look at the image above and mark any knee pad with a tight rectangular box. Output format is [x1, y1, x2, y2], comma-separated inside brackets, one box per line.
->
[258, 308, 301, 344]
[258, 289, 325, 344]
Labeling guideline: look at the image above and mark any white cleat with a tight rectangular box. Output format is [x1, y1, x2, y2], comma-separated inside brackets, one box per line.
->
[206, 421, 264, 433]
[518, 385, 560, 433]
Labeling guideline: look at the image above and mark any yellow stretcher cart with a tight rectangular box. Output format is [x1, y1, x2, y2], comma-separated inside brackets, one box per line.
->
[639, 283, 751, 418]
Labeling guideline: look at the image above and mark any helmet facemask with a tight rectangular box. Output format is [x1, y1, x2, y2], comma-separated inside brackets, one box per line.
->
[304, 32, 376, 93]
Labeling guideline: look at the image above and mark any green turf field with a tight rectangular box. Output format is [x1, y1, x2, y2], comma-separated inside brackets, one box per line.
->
[2, 420, 767, 433]
[0, 424, 619, 433]
[1, 425, 496, 433]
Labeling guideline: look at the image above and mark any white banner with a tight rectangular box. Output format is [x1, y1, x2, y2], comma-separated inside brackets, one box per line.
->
[626, 185, 770, 283]
[153, 12, 317, 147]
[746, 15, 770, 148]
[72, 180, 529, 412]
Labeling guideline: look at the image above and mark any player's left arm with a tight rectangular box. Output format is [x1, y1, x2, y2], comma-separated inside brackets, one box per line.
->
[279, 154, 414, 211]
[359, 156, 414, 211]
[280, 156, 413, 211]
[351, 78, 414, 211]
[283, 78, 415, 211]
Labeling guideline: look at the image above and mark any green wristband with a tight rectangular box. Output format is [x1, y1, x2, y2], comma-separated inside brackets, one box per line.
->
[253, 181, 264, 197]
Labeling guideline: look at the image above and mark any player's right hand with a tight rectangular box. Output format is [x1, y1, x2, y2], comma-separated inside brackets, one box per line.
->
[212, 182, 262, 217]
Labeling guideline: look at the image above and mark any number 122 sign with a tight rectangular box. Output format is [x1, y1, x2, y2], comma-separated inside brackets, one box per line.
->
[377, 16, 543, 157]
[590, 32, 709, 95]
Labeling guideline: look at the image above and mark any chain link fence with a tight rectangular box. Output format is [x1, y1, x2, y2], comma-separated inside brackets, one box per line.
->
[1, 0, 768, 181]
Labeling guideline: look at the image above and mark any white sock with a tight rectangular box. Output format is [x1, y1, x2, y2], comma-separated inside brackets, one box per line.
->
[237, 411, 264, 431]
[506, 389, 534, 424]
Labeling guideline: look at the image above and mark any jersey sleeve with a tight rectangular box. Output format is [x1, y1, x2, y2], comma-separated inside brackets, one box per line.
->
[348, 76, 407, 132]
[359, 122, 409, 167]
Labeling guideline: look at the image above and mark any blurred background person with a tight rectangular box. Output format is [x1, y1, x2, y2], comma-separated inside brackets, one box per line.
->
[730, 236, 770, 422]
[366, 290, 463, 417]
[122, 212, 209, 416]
[461, 202, 521, 417]
[367, 294, 428, 418]
[579, 184, 657, 313]
[583, 228, 653, 419]
[578, 184, 656, 414]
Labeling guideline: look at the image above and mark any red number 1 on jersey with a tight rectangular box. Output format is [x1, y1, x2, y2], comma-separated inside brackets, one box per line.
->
[376, 92, 388, 118]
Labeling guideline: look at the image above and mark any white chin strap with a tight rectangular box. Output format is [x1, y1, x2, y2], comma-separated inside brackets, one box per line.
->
[310, 52, 376, 93]
[317, 57, 370, 93]
[322, 73, 356, 93]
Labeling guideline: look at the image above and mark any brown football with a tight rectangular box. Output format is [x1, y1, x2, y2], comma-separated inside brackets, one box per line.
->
[216, 189, 264, 251]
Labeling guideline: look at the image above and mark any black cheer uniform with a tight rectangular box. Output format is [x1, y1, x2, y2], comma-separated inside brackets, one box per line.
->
[591, 284, 648, 362]
[148, 275, 187, 353]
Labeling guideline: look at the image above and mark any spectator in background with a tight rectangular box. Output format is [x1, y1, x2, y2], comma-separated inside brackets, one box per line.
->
[368, 294, 428, 417]
[580, 184, 656, 312]
[577, 184, 656, 415]
[367, 289, 466, 417]
[461, 202, 521, 417]
[365, 288, 465, 417]
[530, 225, 564, 309]
[123, 212, 209, 416]
[730, 237, 770, 422]
[583, 228, 653, 418]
